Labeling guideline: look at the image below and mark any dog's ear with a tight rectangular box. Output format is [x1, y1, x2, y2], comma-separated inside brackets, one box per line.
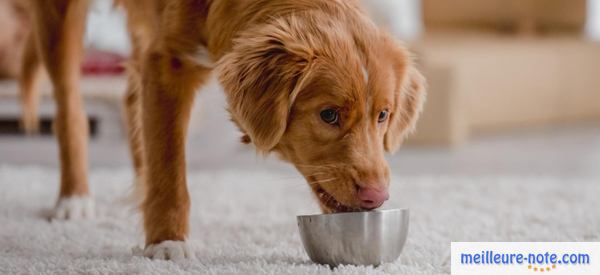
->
[218, 22, 313, 152]
[384, 63, 426, 153]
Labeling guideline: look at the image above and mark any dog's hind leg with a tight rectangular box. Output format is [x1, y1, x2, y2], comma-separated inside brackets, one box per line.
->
[19, 34, 42, 135]
[30, 0, 93, 219]
[119, 0, 158, 204]
[123, 44, 145, 202]
[124, 65, 144, 185]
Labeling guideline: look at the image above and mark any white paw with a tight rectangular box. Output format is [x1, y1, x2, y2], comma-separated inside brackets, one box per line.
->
[52, 196, 95, 220]
[140, 241, 196, 261]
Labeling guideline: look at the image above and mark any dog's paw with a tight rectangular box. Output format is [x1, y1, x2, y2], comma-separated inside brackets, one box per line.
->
[52, 196, 95, 220]
[140, 241, 196, 261]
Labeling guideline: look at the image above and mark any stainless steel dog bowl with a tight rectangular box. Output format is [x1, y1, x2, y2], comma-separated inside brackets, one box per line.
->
[297, 208, 409, 266]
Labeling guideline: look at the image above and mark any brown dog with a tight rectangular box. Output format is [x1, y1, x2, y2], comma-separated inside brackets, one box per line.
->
[21, 0, 425, 259]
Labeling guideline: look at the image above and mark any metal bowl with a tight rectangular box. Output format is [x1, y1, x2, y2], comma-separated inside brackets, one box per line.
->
[297, 208, 409, 266]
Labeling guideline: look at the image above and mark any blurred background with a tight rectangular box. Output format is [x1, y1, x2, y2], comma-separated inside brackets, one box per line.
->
[0, 0, 599, 179]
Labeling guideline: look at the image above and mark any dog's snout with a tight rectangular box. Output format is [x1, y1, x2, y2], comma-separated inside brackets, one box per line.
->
[357, 186, 389, 210]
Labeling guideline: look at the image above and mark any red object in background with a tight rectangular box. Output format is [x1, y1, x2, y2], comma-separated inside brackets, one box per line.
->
[82, 49, 126, 75]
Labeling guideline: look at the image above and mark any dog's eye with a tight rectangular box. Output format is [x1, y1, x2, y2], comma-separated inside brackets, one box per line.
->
[320, 109, 339, 125]
[378, 110, 389, 123]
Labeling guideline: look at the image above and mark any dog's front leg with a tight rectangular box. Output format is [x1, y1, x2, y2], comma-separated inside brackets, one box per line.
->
[139, 48, 211, 260]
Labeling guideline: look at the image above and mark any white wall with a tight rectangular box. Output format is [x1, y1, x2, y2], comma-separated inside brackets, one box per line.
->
[84, 0, 130, 55]
[587, 0, 600, 41]
[361, 0, 423, 41]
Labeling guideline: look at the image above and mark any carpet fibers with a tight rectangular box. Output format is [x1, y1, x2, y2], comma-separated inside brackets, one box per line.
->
[0, 166, 599, 274]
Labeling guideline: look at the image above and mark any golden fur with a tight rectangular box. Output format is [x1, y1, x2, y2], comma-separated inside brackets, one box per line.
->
[21, 0, 425, 250]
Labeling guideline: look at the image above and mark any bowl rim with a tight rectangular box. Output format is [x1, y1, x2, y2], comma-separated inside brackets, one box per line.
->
[296, 208, 409, 219]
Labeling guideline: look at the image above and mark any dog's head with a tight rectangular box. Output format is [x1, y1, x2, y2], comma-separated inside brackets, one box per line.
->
[218, 10, 425, 213]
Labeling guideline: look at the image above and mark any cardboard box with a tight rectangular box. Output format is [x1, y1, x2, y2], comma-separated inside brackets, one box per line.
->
[423, 0, 586, 33]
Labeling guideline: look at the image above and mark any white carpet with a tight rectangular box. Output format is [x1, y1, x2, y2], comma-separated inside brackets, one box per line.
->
[0, 166, 599, 274]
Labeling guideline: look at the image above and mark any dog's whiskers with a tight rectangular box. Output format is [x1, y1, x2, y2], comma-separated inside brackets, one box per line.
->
[295, 163, 349, 169]
[305, 176, 337, 184]
[306, 178, 338, 186]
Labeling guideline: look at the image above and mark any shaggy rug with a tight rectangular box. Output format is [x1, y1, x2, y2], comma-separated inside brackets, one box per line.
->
[0, 166, 599, 274]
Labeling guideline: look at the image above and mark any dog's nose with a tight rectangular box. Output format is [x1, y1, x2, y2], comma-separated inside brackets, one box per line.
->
[358, 187, 389, 210]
